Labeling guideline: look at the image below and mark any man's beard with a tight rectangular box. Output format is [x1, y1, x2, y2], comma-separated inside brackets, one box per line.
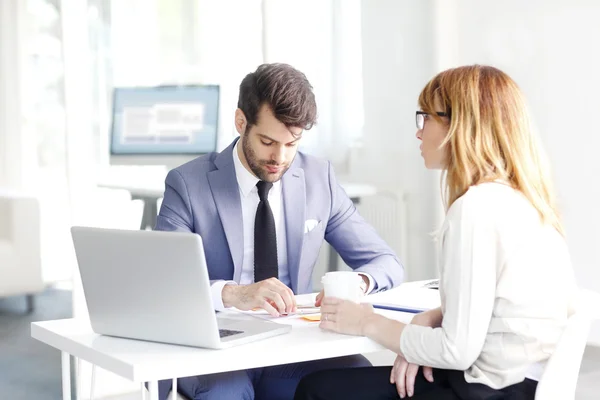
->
[242, 135, 290, 182]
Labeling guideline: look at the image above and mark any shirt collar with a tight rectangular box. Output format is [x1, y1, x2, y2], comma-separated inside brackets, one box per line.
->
[232, 140, 260, 197]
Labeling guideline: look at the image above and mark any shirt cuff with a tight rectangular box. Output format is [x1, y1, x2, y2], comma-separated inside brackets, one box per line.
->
[211, 280, 237, 311]
[357, 272, 375, 294]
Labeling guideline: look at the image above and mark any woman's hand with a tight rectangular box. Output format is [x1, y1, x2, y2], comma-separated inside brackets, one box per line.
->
[319, 297, 375, 335]
[314, 290, 324, 307]
[390, 354, 433, 398]
[388, 308, 440, 397]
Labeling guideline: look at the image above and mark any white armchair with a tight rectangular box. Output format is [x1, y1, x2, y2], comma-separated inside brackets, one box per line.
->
[535, 288, 600, 400]
[0, 189, 44, 312]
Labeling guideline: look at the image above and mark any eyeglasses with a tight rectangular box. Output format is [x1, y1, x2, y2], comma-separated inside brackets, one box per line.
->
[416, 111, 449, 130]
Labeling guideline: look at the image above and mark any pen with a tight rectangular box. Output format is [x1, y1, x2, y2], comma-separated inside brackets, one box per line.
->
[371, 303, 427, 314]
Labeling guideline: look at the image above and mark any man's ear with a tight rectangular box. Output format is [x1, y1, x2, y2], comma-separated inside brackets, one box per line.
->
[234, 109, 247, 135]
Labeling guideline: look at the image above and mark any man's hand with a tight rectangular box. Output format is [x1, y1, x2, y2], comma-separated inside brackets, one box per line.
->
[221, 278, 296, 317]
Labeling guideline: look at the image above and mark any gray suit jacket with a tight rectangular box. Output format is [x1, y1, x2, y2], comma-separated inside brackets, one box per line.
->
[155, 138, 403, 294]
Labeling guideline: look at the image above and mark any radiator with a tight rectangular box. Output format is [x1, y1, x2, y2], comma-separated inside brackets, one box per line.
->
[312, 189, 409, 288]
[356, 189, 409, 266]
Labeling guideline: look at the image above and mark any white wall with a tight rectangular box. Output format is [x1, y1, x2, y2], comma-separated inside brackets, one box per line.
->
[359, 0, 600, 343]
[358, 0, 441, 281]
[0, 1, 26, 189]
[449, 0, 600, 344]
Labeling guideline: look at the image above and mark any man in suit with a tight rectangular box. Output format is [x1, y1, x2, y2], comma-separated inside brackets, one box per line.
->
[155, 63, 404, 400]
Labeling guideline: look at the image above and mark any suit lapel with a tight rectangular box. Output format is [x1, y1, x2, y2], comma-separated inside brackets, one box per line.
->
[282, 167, 305, 293]
[207, 141, 244, 282]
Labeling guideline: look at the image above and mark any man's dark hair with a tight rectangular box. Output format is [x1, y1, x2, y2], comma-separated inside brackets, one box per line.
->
[238, 63, 317, 133]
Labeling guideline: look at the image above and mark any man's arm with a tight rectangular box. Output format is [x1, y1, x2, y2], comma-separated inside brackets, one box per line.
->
[324, 162, 404, 292]
[156, 169, 296, 315]
[155, 169, 194, 232]
[155, 170, 237, 310]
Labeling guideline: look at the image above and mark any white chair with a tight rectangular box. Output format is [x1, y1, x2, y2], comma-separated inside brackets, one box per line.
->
[0, 189, 44, 312]
[535, 289, 600, 400]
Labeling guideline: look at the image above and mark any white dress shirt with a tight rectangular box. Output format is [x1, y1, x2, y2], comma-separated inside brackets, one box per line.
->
[400, 182, 577, 389]
[211, 141, 374, 309]
[211, 142, 289, 309]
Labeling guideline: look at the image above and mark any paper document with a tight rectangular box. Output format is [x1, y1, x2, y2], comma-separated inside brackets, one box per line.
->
[243, 303, 320, 315]
[422, 279, 439, 289]
[363, 280, 441, 311]
[301, 315, 321, 322]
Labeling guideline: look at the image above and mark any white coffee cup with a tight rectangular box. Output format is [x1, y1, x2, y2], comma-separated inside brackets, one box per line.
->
[321, 271, 363, 303]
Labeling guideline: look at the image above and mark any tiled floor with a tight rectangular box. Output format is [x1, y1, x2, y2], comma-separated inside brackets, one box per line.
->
[0, 288, 72, 400]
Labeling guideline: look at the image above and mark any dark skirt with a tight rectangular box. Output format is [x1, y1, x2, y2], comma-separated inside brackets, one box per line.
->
[294, 366, 537, 400]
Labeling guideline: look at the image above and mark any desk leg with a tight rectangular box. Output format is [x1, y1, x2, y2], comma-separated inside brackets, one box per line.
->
[135, 196, 159, 230]
[172, 378, 178, 400]
[76, 358, 81, 400]
[90, 365, 96, 400]
[148, 381, 159, 400]
[61, 351, 71, 400]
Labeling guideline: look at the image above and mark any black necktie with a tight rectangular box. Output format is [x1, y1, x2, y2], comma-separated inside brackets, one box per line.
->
[254, 181, 278, 282]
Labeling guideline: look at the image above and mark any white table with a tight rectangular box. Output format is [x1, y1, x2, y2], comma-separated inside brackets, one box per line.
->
[98, 172, 376, 230]
[98, 173, 376, 205]
[31, 287, 439, 400]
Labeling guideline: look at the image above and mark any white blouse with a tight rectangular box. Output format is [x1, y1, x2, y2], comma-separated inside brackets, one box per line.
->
[400, 182, 577, 389]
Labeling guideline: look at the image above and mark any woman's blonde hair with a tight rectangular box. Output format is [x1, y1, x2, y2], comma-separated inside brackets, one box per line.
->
[418, 65, 563, 234]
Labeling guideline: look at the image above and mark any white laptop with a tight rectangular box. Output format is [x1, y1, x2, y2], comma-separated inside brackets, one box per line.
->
[70, 226, 291, 349]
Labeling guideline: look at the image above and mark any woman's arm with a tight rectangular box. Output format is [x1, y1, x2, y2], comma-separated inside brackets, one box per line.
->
[414, 307, 443, 328]
[399, 195, 498, 370]
[319, 301, 442, 355]
[358, 306, 443, 353]
[361, 313, 406, 353]
[320, 191, 498, 370]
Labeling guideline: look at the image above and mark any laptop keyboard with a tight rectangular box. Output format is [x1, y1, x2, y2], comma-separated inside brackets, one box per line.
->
[219, 328, 243, 338]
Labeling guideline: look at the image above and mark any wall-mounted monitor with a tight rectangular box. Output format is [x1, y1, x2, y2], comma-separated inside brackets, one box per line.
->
[110, 84, 219, 168]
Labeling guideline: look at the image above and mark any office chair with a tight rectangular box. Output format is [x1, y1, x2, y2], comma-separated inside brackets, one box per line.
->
[535, 288, 600, 400]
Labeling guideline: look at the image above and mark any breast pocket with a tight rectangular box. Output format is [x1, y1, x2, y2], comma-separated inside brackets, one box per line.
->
[304, 219, 322, 234]
[303, 220, 325, 247]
